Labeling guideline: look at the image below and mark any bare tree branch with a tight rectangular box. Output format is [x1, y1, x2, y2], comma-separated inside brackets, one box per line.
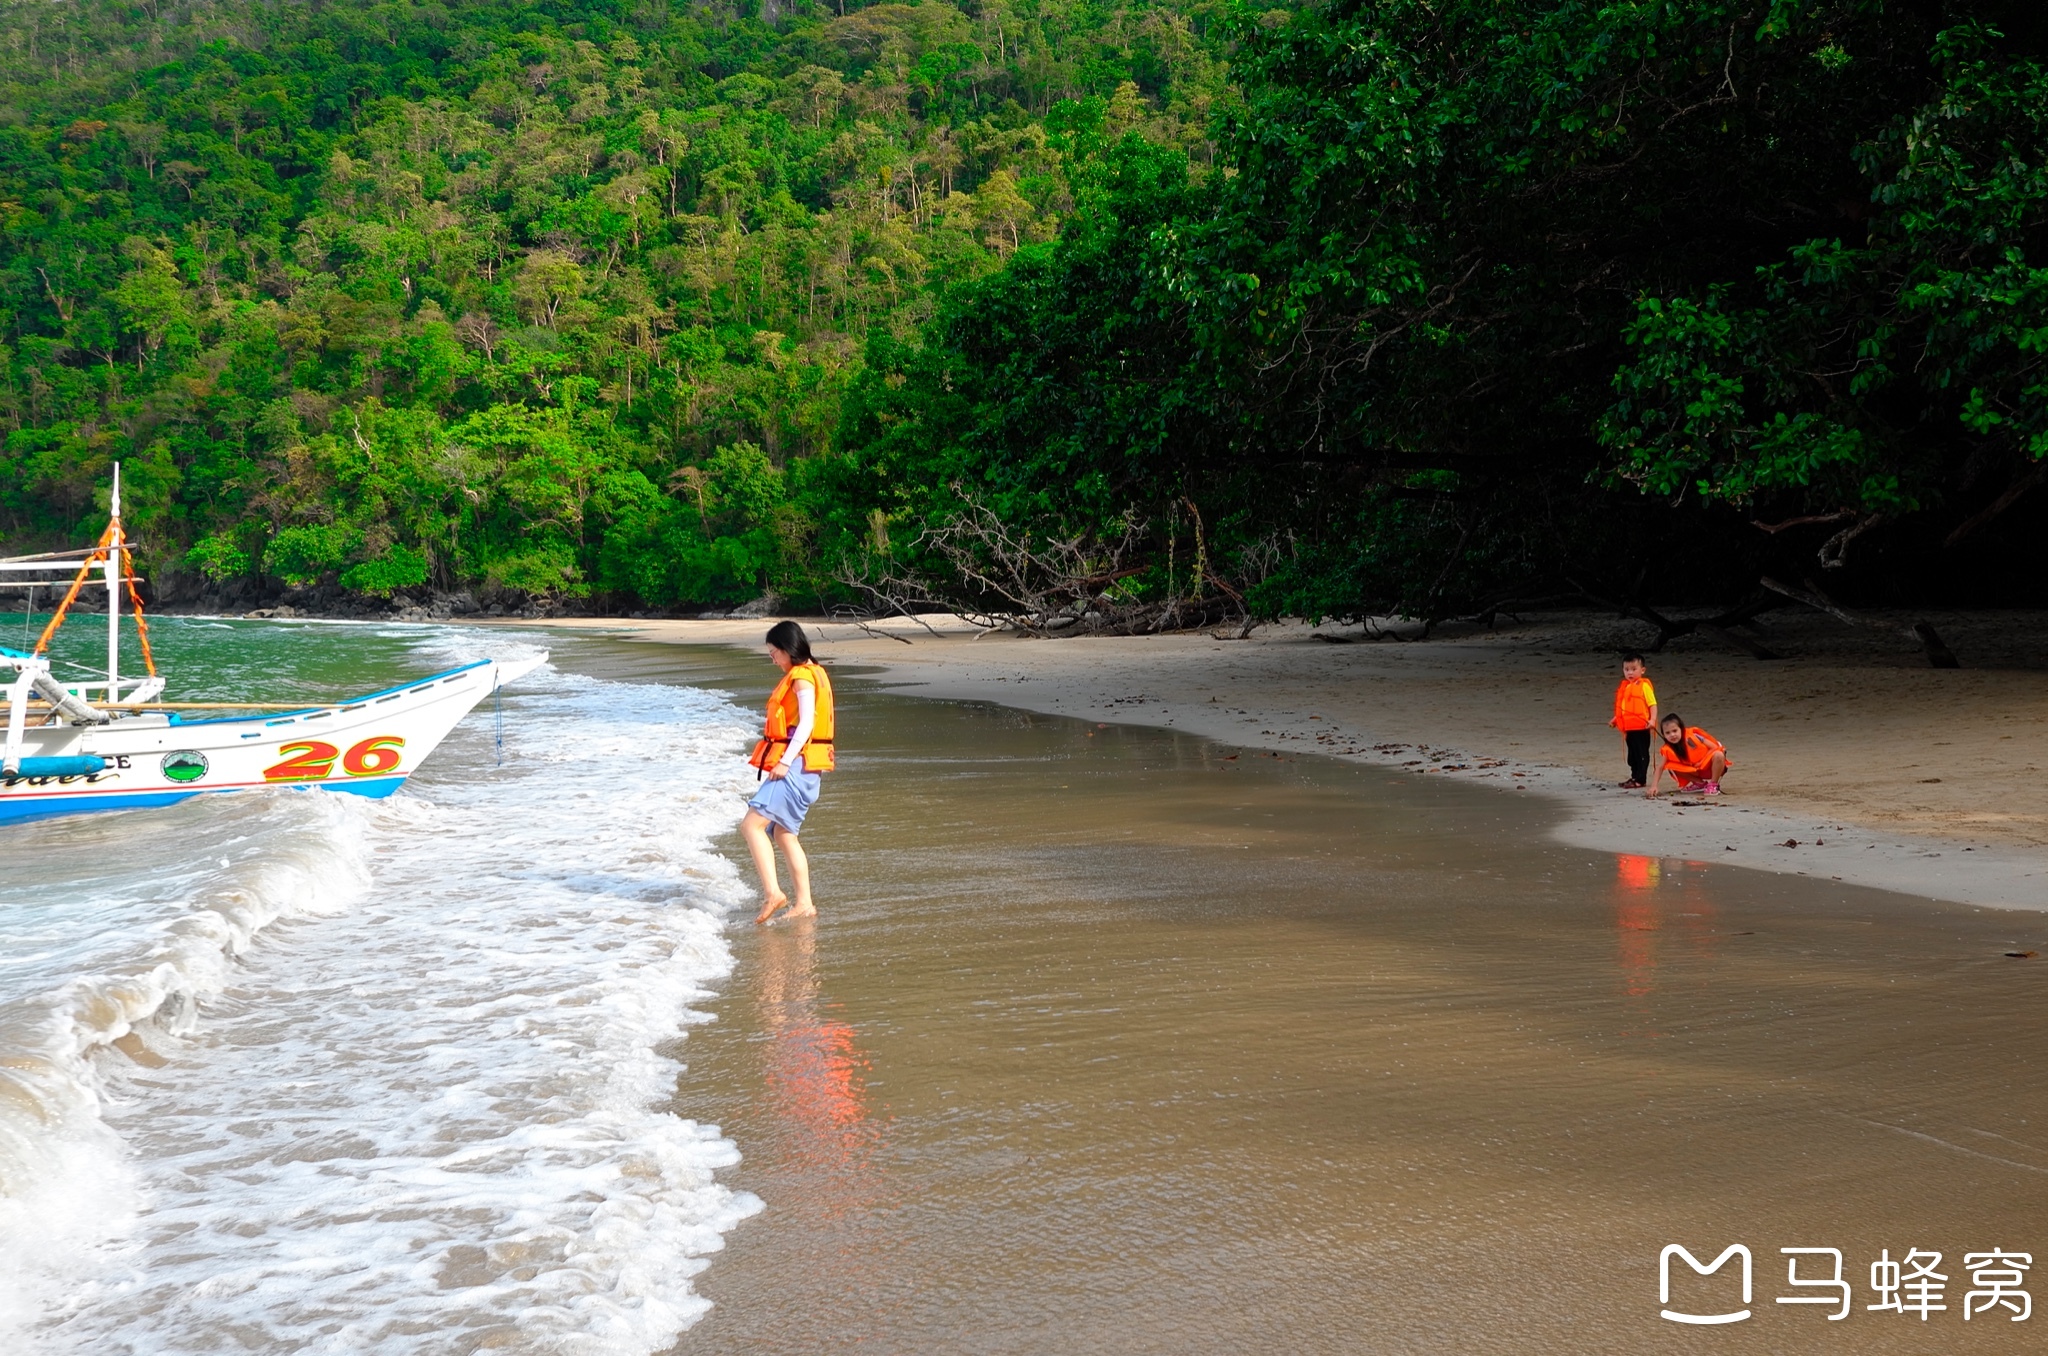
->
[1944, 462, 2046, 548]
[836, 494, 1250, 637]
[1817, 512, 1884, 569]
[1752, 510, 1856, 534]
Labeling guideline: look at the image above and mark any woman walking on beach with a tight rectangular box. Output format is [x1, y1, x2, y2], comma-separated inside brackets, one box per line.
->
[742, 621, 836, 924]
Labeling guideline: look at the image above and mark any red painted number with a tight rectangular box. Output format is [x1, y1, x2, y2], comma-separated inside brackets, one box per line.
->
[264, 740, 339, 782]
[342, 736, 405, 776]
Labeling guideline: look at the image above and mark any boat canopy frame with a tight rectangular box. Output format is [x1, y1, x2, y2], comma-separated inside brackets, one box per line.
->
[1, 464, 168, 774]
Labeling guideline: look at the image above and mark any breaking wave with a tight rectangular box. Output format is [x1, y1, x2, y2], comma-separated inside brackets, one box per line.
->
[0, 631, 762, 1354]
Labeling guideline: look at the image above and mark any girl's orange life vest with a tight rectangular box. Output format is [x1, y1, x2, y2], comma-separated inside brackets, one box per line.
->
[1659, 728, 1728, 779]
[749, 661, 836, 773]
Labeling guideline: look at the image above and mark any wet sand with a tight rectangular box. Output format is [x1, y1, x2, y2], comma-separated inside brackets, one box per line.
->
[482, 612, 2048, 908]
[566, 644, 2048, 1354]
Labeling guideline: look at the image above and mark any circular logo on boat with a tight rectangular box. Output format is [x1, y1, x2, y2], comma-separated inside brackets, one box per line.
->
[160, 751, 209, 784]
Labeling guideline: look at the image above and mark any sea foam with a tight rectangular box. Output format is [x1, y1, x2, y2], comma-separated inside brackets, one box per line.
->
[0, 791, 373, 1339]
[3, 636, 761, 1354]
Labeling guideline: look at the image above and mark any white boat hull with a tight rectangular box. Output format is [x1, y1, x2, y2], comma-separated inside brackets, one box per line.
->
[0, 654, 546, 826]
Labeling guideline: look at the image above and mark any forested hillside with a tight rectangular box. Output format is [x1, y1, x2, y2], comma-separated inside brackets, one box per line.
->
[0, 0, 1229, 605]
[3, 0, 2046, 621]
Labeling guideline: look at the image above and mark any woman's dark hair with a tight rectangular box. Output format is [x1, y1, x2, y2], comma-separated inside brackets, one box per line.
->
[1659, 713, 1687, 747]
[765, 619, 813, 664]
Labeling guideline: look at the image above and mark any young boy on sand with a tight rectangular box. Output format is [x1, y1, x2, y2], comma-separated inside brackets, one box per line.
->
[1609, 652, 1659, 789]
[1646, 714, 1729, 797]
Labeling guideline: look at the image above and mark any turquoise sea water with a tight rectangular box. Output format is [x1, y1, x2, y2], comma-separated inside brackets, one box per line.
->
[0, 618, 761, 1354]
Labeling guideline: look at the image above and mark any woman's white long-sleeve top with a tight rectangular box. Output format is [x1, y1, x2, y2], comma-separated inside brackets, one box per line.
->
[778, 682, 816, 769]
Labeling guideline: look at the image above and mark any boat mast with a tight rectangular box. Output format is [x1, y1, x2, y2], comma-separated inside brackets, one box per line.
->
[106, 462, 121, 700]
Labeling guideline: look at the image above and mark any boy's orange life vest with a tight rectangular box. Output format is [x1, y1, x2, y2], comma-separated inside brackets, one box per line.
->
[1659, 728, 1728, 779]
[1611, 676, 1657, 730]
[749, 661, 836, 773]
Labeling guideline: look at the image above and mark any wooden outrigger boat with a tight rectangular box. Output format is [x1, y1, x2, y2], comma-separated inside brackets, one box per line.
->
[0, 468, 545, 826]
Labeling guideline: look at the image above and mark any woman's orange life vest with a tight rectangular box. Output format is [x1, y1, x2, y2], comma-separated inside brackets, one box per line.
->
[1611, 676, 1657, 730]
[1659, 728, 1727, 779]
[749, 661, 835, 773]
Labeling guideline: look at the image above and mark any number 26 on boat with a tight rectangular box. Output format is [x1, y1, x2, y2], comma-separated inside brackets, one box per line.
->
[264, 736, 406, 782]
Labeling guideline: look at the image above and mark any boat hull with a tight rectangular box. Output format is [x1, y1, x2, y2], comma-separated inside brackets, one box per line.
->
[0, 654, 545, 826]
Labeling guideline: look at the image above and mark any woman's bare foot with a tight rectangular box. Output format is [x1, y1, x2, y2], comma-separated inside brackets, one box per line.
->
[755, 890, 790, 925]
[785, 902, 817, 920]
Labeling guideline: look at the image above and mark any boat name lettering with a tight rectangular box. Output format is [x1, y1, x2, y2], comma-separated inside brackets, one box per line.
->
[1, 772, 115, 787]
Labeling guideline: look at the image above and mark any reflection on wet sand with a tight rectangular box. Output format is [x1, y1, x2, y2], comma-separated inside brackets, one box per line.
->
[1615, 852, 1662, 1007]
[1612, 855, 1722, 1026]
[623, 643, 2048, 1355]
[754, 921, 882, 1189]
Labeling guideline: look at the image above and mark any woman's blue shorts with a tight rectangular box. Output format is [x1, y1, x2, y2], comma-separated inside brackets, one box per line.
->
[746, 755, 822, 834]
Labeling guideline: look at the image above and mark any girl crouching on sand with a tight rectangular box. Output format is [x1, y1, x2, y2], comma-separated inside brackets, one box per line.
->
[1647, 714, 1729, 798]
[741, 620, 836, 924]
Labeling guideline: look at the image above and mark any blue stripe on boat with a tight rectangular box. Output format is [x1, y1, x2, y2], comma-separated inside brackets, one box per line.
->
[166, 660, 494, 726]
[0, 776, 407, 825]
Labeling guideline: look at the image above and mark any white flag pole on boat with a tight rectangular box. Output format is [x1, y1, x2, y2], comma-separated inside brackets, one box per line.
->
[107, 461, 121, 700]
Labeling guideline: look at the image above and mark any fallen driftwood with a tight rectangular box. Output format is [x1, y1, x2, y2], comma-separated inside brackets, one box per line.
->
[1762, 576, 1963, 668]
[1567, 578, 1786, 658]
[1759, 575, 1859, 628]
[1466, 591, 1585, 630]
[1913, 622, 1961, 669]
[1696, 622, 1780, 661]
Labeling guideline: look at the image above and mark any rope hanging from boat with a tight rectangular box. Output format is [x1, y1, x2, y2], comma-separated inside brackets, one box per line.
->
[26, 526, 156, 678]
[32, 522, 114, 657]
[121, 543, 157, 678]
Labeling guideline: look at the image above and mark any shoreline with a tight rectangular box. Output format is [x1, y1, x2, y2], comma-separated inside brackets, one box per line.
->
[466, 611, 2048, 911]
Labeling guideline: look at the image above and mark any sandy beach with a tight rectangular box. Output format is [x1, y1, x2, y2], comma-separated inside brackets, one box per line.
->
[483, 609, 2048, 910]
[527, 639, 2048, 1354]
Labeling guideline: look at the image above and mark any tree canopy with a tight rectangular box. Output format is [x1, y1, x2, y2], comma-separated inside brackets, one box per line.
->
[0, 0, 1234, 606]
[852, 0, 2048, 622]
[3, 0, 2044, 617]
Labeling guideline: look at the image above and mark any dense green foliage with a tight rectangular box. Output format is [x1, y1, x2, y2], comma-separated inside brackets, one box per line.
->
[4, 0, 2045, 616]
[0, 0, 1229, 604]
[1601, 16, 2048, 546]
[854, 0, 2048, 618]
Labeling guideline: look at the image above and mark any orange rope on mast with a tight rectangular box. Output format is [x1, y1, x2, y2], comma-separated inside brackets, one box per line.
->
[32, 522, 115, 656]
[121, 545, 157, 678]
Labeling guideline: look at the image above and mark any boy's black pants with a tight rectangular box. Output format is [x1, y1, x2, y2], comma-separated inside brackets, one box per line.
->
[1624, 728, 1652, 784]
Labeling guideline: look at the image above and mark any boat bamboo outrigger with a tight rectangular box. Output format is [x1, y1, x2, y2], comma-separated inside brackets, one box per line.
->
[0, 466, 545, 826]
